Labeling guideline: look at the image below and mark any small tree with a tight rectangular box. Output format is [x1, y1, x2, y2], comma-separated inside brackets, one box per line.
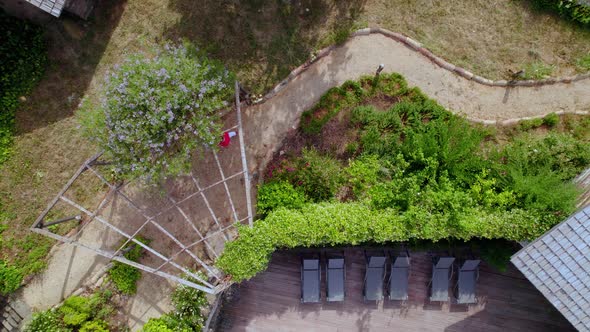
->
[81, 43, 233, 182]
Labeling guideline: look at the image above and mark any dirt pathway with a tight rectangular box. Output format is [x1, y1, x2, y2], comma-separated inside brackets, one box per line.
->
[13, 31, 590, 329]
[242, 32, 590, 172]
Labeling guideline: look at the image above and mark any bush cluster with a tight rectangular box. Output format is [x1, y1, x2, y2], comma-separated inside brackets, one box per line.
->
[531, 0, 590, 25]
[108, 238, 149, 294]
[142, 275, 208, 331]
[25, 290, 113, 332]
[217, 73, 589, 281]
[80, 43, 233, 182]
[0, 10, 47, 163]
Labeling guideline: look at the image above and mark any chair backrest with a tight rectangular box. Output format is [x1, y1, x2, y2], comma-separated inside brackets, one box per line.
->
[393, 256, 410, 268]
[368, 256, 386, 268]
[435, 257, 455, 269]
[303, 258, 319, 270]
[328, 258, 344, 269]
[460, 259, 481, 271]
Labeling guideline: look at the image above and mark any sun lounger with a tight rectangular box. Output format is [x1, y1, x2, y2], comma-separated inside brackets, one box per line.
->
[389, 252, 410, 301]
[326, 254, 345, 302]
[456, 259, 480, 304]
[429, 257, 455, 302]
[301, 255, 321, 303]
[364, 252, 386, 301]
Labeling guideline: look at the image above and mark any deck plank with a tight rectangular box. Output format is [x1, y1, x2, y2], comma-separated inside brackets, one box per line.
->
[222, 249, 574, 331]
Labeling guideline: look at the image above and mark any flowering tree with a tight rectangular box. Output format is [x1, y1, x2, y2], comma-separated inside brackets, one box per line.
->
[81, 43, 233, 182]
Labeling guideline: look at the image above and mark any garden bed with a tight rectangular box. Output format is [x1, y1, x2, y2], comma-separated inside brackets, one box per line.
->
[217, 73, 590, 281]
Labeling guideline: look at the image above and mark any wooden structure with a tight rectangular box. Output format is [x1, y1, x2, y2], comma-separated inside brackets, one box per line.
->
[222, 250, 575, 331]
[31, 82, 253, 295]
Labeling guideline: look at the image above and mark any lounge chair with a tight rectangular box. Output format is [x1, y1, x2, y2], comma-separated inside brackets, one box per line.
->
[326, 254, 345, 302]
[456, 259, 480, 304]
[364, 252, 387, 301]
[301, 255, 321, 303]
[389, 250, 410, 301]
[429, 257, 455, 302]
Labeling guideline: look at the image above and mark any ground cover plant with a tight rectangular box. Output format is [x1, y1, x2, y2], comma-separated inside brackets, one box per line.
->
[0, 9, 46, 163]
[24, 289, 114, 332]
[142, 275, 209, 332]
[217, 73, 590, 281]
[107, 237, 150, 295]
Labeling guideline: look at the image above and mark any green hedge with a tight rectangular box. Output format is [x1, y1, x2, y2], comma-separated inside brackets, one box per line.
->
[531, 0, 590, 25]
[217, 202, 549, 281]
[0, 10, 47, 163]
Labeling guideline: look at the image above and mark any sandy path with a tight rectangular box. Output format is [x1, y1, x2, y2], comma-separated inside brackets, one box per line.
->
[243, 33, 590, 172]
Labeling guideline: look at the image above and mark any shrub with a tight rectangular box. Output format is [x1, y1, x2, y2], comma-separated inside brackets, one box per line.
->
[108, 238, 149, 294]
[270, 149, 343, 202]
[530, 0, 590, 25]
[577, 54, 590, 71]
[59, 296, 92, 327]
[518, 117, 544, 131]
[80, 43, 233, 182]
[217, 202, 550, 281]
[542, 112, 559, 127]
[79, 320, 109, 332]
[25, 309, 68, 332]
[346, 155, 382, 198]
[0, 260, 22, 295]
[0, 10, 47, 164]
[141, 274, 208, 332]
[256, 181, 307, 217]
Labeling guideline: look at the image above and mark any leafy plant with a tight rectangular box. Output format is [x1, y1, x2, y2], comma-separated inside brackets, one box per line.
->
[59, 296, 92, 327]
[80, 43, 233, 182]
[25, 309, 68, 332]
[530, 0, 590, 25]
[0, 260, 22, 295]
[0, 9, 47, 164]
[542, 112, 559, 127]
[79, 320, 109, 332]
[519, 118, 544, 131]
[577, 54, 590, 71]
[108, 238, 150, 294]
[257, 181, 307, 217]
[523, 61, 554, 79]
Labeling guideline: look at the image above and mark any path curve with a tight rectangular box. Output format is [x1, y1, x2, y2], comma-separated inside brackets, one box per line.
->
[243, 29, 590, 171]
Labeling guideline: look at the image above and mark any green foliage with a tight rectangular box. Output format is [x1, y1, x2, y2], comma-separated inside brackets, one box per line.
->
[519, 117, 544, 131]
[218, 72, 590, 282]
[478, 240, 517, 272]
[217, 202, 550, 281]
[59, 296, 92, 327]
[530, 0, 590, 25]
[543, 112, 560, 127]
[300, 74, 408, 134]
[108, 238, 149, 294]
[25, 309, 69, 332]
[269, 149, 343, 202]
[0, 10, 47, 164]
[79, 320, 109, 332]
[0, 260, 22, 295]
[523, 61, 554, 79]
[256, 181, 307, 217]
[346, 155, 382, 198]
[80, 43, 233, 182]
[141, 274, 208, 332]
[577, 54, 590, 71]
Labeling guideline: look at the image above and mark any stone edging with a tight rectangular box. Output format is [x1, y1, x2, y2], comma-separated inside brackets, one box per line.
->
[254, 27, 590, 124]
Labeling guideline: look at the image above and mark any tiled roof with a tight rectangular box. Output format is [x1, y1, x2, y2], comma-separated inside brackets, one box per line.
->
[511, 205, 590, 332]
[25, 0, 65, 17]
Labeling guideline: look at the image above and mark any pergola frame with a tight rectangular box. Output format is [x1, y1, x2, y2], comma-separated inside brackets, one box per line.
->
[31, 82, 253, 295]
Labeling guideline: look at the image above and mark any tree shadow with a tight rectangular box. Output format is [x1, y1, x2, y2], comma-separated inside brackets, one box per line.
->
[14, 0, 126, 134]
[164, 0, 367, 94]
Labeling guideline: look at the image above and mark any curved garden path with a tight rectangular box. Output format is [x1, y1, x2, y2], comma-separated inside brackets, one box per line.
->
[243, 30, 590, 170]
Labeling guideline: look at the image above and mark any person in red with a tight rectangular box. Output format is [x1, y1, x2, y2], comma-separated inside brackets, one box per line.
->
[219, 131, 237, 147]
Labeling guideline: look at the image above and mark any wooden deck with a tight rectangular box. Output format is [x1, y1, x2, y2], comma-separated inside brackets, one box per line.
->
[221, 249, 574, 331]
